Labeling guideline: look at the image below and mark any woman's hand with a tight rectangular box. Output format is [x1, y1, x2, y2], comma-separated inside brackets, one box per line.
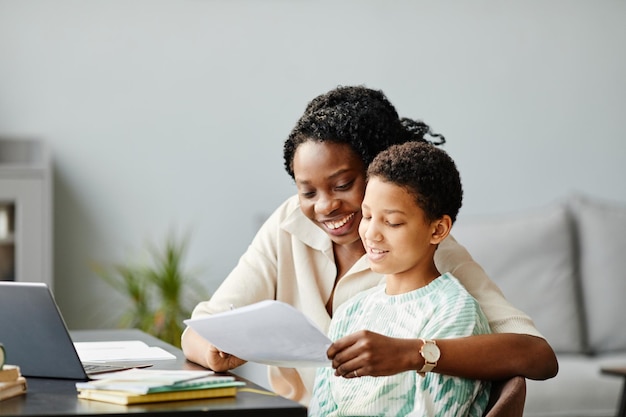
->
[327, 330, 419, 378]
[205, 343, 247, 372]
[181, 327, 247, 371]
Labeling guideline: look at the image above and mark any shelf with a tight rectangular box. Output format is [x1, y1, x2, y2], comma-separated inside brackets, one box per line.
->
[0, 139, 49, 179]
[0, 235, 15, 244]
[0, 139, 52, 287]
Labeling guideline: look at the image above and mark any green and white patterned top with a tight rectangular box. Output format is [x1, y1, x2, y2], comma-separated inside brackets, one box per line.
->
[309, 273, 492, 417]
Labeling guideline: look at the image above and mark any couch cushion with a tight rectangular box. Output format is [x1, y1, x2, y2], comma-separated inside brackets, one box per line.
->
[569, 194, 626, 353]
[524, 352, 624, 417]
[452, 201, 586, 354]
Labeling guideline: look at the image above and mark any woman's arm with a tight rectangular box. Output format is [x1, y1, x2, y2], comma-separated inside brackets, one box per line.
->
[328, 332, 558, 381]
[180, 242, 278, 369]
[435, 333, 558, 380]
[435, 235, 559, 378]
[328, 235, 559, 381]
[181, 198, 291, 368]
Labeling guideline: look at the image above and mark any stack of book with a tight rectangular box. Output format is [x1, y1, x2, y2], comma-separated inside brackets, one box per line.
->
[0, 365, 27, 401]
[75, 369, 245, 405]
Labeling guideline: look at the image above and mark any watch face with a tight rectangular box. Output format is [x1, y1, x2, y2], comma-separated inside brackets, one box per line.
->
[422, 343, 440, 362]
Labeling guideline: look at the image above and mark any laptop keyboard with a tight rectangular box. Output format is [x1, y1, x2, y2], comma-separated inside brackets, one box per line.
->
[82, 363, 132, 375]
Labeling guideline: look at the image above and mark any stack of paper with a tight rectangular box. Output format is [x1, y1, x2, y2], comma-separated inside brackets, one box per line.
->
[0, 365, 27, 401]
[74, 340, 177, 362]
[76, 369, 245, 405]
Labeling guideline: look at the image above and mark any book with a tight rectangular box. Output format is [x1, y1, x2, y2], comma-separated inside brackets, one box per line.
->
[76, 369, 238, 394]
[77, 384, 242, 405]
[0, 365, 21, 383]
[0, 376, 27, 401]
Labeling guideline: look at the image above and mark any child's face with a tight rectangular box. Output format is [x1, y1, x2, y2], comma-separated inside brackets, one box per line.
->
[359, 176, 437, 279]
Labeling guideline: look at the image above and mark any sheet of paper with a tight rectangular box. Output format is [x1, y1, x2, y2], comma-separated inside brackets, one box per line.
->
[74, 340, 176, 362]
[184, 300, 332, 367]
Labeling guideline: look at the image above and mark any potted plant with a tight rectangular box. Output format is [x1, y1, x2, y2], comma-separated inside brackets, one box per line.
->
[93, 233, 207, 348]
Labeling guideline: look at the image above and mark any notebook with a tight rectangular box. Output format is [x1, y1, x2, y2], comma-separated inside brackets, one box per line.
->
[0, 281, 150, 380]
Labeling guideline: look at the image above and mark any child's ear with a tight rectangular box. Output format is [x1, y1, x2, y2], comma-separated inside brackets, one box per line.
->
[430, 215, 452, 244]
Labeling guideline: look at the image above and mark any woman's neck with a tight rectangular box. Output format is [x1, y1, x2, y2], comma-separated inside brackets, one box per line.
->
[325, 240, 366, 316]
[333, 240, 366, 280]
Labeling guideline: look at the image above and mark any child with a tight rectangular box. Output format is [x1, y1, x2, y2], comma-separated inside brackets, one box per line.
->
[309, 141, 492, 417]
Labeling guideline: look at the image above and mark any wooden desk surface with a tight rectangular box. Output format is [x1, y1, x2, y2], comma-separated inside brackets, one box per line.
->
[602, 366, 626, 378]
[601, 366, 626, 417]
[0, 329, 307, 417]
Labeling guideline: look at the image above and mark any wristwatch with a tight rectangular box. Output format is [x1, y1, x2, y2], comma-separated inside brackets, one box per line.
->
[418, 339, 440, 377]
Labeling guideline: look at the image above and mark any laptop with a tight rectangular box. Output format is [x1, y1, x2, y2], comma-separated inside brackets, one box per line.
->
[0, 281, 149, 380]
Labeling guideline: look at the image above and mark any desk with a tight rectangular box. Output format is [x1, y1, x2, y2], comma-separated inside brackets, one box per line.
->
[602, 366, 626, 417]
[0, 329, 307, 417]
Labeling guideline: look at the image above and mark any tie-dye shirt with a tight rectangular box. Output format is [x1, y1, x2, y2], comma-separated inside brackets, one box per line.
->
[309, 273, 492, 417]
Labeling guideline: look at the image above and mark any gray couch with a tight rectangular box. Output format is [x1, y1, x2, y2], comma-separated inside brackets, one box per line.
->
[453, 193, 626, 417]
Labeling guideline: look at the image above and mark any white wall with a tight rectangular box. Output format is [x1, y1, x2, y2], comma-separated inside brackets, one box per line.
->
[1, 0, 625, 332]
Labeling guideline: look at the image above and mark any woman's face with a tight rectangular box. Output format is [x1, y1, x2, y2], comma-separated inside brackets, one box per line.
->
[292, 141, 366, 247]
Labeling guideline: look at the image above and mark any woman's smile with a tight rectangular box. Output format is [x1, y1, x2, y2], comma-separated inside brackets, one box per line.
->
[321, 212, 356, 234]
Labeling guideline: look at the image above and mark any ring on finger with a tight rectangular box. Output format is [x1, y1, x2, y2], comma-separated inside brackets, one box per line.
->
[353, 370, 359, 378]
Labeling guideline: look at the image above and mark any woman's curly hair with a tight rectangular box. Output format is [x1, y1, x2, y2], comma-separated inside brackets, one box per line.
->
[367, 142, 463, 224]
[283, 85, 445, 179]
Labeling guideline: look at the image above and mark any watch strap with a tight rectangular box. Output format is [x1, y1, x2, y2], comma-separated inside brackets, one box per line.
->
[418, 361, 436, 376]
[418, 339, 438, 377]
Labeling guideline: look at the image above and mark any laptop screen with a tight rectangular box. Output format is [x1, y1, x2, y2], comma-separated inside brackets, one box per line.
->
[0, 281, 88, 379]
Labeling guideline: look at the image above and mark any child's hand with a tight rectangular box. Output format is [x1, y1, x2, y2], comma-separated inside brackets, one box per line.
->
[327, 330, 418, 378]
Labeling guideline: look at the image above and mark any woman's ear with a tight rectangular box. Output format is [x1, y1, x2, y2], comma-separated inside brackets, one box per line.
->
[430, 215, 452, 244]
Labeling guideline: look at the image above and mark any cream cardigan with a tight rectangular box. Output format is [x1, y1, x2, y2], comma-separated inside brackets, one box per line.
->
[189, 195, 542, 405]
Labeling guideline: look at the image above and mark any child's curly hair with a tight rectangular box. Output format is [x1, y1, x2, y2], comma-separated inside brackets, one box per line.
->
[368, 142, 463, 224]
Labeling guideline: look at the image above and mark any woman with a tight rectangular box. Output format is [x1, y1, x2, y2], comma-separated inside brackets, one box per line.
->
[182, 85, 558, 406]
